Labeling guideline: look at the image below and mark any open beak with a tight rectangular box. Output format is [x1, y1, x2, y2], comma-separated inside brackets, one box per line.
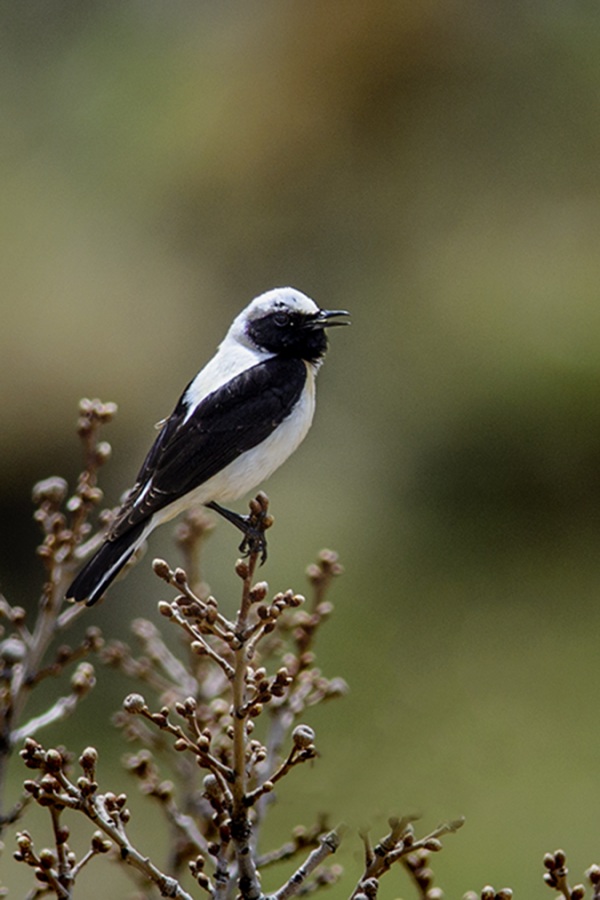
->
[310, 309, 351, 328]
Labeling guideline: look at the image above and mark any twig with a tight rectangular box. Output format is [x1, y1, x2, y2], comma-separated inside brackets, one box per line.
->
[230, 551, 262, 900]
[13, 693, 84, 744]
[350, 816, 465, 899]
[268, 831, 340, 900]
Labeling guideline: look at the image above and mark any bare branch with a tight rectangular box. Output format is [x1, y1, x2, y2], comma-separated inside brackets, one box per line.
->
[12, 664, 94, 743]
[268, 830, 341, 900]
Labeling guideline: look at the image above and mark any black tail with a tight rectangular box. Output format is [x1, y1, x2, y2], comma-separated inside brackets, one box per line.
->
[66, 521, 146, 606]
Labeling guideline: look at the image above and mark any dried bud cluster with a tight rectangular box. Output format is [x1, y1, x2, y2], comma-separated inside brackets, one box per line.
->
[14, 738, 175, 890]
[541, 849, 591, 900]
[543, 849, 569, 890]
[0, 399, 125, 900]
[13, 826, 78, 893]
[33, 399, 117, 577]
[352, 814, 468, 900]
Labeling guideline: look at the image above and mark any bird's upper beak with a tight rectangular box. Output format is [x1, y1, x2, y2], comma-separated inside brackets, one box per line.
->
[309, 309, 351, 329]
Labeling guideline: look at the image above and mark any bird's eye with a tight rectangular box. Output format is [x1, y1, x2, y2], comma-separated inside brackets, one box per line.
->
[273, 311, 290, 327]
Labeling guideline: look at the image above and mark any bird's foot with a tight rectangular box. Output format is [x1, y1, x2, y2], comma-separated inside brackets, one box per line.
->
[205, 493, 273, 565]
[239, 493, 274, 564]
[238, 529, 267, 564]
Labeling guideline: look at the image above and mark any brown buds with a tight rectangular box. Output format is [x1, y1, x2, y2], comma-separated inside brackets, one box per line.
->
[587, 865, 600, 885]
[153, 558, 171, 580]
[32, 477, 69, 507]
[79, 747, 98, 771]
[235, 559, 250, 579]
[249, 581, 269, 603]
[43, 750, 63, 774]
[91, 831, 112, 854]
[71, 662, 96, 696]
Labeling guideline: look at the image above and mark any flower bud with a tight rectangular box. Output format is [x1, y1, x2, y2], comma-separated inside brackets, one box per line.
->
[152, 559, 171, 579]
[292, 725, 315, 749]
[0, 638, 26, 663]
[123, 693, 146, 714]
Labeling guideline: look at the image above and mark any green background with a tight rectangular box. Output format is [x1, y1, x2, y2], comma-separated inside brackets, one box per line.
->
[2, 2, 600, 896]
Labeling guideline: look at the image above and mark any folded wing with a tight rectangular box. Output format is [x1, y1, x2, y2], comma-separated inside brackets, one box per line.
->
[109, 356, 307, 538]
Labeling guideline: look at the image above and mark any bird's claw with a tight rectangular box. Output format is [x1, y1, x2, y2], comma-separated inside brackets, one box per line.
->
[239, 493, 273, 565]
[238, 529, 268, 565]
[205, 493, 273, 566]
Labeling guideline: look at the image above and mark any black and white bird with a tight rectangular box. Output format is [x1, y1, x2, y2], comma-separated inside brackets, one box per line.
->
[66, 287, 349, 605]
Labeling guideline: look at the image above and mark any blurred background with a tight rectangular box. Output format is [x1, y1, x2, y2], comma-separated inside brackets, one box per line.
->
[2, 1, 600, 896]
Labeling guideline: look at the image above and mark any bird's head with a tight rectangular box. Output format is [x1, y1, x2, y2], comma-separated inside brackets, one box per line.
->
[229, 287, 350, 363]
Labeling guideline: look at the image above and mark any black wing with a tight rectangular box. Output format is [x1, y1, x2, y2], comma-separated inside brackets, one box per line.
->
[109, 356, 307, 539]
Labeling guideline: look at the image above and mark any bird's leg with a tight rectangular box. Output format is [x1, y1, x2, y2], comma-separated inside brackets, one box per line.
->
[205, 493, 272, 564]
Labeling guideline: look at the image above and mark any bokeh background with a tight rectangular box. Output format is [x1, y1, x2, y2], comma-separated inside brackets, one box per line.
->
[3, 1, 600, 896]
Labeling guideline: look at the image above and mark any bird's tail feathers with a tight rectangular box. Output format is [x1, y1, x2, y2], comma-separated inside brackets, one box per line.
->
[66, 521, 147, 606]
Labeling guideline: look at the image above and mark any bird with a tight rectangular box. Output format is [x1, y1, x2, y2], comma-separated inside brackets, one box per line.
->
[66, 287, 350, 605]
